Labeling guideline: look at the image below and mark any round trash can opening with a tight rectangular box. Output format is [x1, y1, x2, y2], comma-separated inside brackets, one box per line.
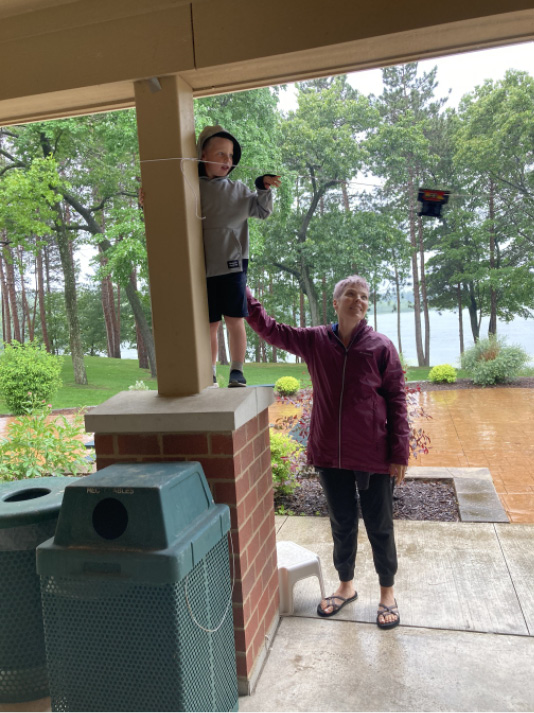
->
[3, 487, 52, 502]
[92, 498, 129, 540]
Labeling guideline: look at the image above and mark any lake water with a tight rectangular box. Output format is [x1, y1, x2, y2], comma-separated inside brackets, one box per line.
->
[370, 309, 534, 367]
[120, 309, 534, 367]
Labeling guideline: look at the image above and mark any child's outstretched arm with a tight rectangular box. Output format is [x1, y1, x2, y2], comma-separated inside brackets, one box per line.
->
[254, 175, 281, 190]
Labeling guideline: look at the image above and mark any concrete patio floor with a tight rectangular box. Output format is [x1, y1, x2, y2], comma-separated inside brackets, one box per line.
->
[240, 515, 534, 712]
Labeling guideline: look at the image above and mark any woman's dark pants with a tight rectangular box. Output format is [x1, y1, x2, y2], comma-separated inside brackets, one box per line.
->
[317, 469, 397, 587]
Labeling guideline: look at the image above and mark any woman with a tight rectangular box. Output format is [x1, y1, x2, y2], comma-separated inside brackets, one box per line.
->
[245, 275, 409, 628]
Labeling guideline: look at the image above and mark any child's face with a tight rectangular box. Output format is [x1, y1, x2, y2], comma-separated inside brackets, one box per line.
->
[201, 137, 234, 178]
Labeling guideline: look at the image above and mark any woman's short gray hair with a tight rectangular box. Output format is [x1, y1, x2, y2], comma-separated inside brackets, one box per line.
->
[333, 275, 369, 300]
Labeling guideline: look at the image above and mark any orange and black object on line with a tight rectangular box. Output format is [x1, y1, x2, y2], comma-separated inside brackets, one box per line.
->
[417, 188, 451, 218]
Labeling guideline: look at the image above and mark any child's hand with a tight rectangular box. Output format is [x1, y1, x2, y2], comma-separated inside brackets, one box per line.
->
[263, 175, 281, 190]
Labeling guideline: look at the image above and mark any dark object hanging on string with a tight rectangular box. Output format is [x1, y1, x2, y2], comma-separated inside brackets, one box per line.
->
[417, 189, 451, 218]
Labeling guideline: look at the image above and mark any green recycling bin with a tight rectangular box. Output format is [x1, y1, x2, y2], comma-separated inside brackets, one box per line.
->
[37, 462, 238, 713]
[0, 476, 73, 703]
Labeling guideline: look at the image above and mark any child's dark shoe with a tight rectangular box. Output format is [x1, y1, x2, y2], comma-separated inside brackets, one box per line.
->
[228, 370, 247, 387]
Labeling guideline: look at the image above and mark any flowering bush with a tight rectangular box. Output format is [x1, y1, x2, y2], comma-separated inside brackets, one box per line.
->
[274, 376, 301, 396]
[0, 396, 91, 481]
[128, 380, 150, 391]
[429, 364, 457, 384]
[270, 431, 303, 497]
[461, 336, 529, 385]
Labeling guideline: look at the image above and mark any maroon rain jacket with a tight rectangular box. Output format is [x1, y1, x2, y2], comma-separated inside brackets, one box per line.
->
[246, 289, 410, 474]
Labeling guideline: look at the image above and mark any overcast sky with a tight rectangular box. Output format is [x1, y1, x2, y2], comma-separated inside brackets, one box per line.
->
[279, 41, 534, 111]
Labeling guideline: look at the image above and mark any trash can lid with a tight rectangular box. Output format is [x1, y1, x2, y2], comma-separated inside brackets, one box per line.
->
[0, 476, 74, 528]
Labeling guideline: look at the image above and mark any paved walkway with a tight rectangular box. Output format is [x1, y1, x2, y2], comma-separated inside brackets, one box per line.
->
[410, 388, 534, 523]
[269, 387, 534, 524]
[239, 516, 534, 712]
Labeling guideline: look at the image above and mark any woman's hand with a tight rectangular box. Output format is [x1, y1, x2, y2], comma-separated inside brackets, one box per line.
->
[389, 463, 407, 486]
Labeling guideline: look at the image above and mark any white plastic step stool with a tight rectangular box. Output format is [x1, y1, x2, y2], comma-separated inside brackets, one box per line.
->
[276, 541, 326, 615]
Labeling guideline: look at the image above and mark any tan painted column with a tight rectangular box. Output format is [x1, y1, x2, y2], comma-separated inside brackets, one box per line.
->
[134, 75, 211, 396]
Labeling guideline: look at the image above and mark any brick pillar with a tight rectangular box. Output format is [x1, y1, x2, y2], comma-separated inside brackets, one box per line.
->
[86, 389, 279, 694]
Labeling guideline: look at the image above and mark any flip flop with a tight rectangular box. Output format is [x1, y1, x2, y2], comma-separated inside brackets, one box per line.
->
[317, 592, 358, 618]
[376, 600, 400, 629]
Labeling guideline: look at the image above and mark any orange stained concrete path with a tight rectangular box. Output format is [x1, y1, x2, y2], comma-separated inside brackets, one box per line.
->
[268, 388, 534, 525]
[410, 388, 534, 524]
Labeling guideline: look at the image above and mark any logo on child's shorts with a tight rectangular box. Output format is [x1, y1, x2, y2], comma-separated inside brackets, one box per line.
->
[227, 259, 240, 269]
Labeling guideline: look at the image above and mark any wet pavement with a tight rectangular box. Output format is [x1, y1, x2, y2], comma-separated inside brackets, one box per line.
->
[410, 388, 534, 523]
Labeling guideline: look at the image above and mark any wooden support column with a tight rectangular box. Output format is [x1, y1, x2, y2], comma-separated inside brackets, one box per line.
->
[134, 75, 211, 396]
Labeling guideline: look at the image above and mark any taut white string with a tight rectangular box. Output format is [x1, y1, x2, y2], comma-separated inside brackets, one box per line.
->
[179, 158, 205, 220]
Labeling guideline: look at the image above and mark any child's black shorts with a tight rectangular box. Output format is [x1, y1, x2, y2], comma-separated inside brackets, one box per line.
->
[207, 262, 248, 323]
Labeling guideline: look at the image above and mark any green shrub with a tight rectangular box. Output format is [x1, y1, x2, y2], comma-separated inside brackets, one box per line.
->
[274, 376, 300, 396]
[0, 341, 62, 415]
[0, 398, 91, 481]
[270, 431, 302, 497]
[461, 336, 530, 386]
[429, 364, 457, 384]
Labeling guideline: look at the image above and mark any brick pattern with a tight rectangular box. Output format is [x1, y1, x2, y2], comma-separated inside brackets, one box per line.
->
[93, 406, 279, 687]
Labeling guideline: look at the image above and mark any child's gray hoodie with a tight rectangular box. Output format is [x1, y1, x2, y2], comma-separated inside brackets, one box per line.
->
[197, 125, 273, 277]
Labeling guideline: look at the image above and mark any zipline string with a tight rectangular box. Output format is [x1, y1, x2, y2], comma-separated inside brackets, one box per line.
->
[141, 155, 493, 210]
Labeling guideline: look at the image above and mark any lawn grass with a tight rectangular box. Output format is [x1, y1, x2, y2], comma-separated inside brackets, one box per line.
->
[0, 356, 524, 415]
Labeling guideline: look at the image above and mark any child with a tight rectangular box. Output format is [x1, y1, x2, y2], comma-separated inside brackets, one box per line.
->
[197, 125, 280, 387]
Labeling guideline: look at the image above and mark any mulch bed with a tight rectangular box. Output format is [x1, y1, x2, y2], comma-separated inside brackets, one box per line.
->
[414, 376, 534, 391]
[275, 476, 460, 521]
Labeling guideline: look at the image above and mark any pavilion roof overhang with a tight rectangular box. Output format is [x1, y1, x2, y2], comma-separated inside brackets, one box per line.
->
[0, 0, 533, 126]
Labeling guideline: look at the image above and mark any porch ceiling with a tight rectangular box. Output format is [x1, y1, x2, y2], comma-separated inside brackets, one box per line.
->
[0, 0, 533, 126]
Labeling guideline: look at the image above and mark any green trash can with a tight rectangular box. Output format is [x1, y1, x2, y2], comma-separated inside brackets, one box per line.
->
[37, 462, 238, 713]
[0, 476, 73, 703]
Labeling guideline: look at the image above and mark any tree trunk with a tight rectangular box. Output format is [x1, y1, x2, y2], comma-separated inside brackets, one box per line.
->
[0, 252, 12, 344]
[136, 324, 149, 369]
[292, 297, 300, 363]
[488, 179, 497, 337]
[394, 265, 403, 356]
[124, 276, 157, 378]
[417, 216, 430, 366]
[457, 283, 465, 356]
[467, 284, 480, 342]
[217, 321, 228, 365]
[99, 246, 121, 358]
[301, 261, 320, 326]
[373, 293, 378, 331]
[43, 246, 55, 353]
[54, 208, 88, 384]
[407, 173, 425, 365]
[3, 246, 21, 342]
[17, 245, 34, 341]
[300, 292, 306, 328]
